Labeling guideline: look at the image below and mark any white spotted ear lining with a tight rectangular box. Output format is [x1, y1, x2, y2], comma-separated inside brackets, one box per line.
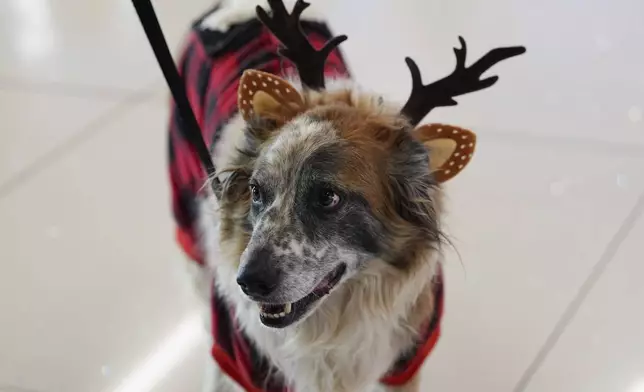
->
[413, 124, 477, 183]
[238, 70, 305, 121]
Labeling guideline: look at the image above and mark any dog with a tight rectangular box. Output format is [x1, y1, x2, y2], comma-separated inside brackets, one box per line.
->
[167, 1, 525, 391]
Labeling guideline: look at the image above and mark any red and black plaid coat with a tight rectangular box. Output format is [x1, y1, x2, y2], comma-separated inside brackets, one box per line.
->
[169, 10, 442, 391]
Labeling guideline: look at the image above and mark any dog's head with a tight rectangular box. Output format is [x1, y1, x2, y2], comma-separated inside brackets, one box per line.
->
[217, 71, 476, 328]
[214, 0, 523, 329]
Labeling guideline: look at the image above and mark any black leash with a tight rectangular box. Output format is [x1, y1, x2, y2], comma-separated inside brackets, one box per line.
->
[131, 0, 219, 187]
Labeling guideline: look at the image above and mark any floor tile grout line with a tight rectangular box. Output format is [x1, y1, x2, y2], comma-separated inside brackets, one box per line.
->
[0, 78, 151, 100]
[512, 190, 644, 392]
[0, 89, 158, 200]
[0, 385, 43, 392]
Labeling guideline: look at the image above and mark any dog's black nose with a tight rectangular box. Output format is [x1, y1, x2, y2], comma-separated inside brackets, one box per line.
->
[237, 248, 280, 297]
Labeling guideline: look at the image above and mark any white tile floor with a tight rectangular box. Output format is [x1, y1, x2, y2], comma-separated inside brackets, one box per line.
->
[0, 0, 642, 391]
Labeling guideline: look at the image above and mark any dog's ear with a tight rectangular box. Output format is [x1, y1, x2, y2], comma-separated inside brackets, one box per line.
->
[388, 130, 441, 239]
[412, 124, 477, 183]
[238, 70, 305, 123]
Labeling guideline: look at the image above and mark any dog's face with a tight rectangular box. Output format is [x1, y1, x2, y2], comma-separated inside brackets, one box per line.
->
[217, 72, 477, 328]
[229, 103, 460, 328]
[239, 113, 389, 327]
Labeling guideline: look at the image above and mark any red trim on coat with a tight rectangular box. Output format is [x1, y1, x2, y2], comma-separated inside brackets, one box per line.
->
[176, 227, 204, 265]
[212, 344, 265, 392]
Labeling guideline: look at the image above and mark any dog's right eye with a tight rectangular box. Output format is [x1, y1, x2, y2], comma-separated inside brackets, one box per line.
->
[250, 184, 263, 204]
[316, 187, 342, 212]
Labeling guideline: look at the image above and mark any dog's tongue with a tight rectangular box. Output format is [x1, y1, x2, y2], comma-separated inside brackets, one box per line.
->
[317, 274, 333, 290]
[260, 303, 285, 313]
[312, 275, 334, 296]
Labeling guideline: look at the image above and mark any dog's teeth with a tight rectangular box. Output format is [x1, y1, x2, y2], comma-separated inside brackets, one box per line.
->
[261, 312, 285, 319]
[260, 303, 291, 319]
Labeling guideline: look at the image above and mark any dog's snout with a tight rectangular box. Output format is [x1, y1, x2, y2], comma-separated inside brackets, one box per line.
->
[237, 247, 280, 297]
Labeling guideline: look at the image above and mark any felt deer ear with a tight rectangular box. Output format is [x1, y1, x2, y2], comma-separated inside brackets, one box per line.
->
[413, 123, 477, 183]
[238, 70, 306, 123]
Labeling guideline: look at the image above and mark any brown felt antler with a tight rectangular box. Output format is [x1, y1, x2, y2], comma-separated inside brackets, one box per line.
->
[401, 37, 526, 126]
[256, 0, 347, 90]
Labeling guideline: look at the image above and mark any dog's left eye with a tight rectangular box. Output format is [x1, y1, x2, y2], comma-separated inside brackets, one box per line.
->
[318, 188, 341, 210]
[250, 184, 263, 204]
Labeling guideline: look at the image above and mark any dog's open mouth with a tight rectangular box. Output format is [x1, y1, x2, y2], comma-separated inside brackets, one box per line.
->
[258, 263, 346, 328]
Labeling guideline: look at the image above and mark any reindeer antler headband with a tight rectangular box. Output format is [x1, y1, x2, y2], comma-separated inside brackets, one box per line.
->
[401, 37, 526, 126]
[133, 0, 526, 191]
[255, 0, 347, 90]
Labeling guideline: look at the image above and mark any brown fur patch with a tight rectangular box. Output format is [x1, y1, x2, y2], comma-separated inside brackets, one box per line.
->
[305, 105, 406, 208]
[304, 103, 445, 270]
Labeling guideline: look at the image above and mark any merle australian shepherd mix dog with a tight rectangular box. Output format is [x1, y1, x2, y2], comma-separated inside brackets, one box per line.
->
[167, 0, 525, 391]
